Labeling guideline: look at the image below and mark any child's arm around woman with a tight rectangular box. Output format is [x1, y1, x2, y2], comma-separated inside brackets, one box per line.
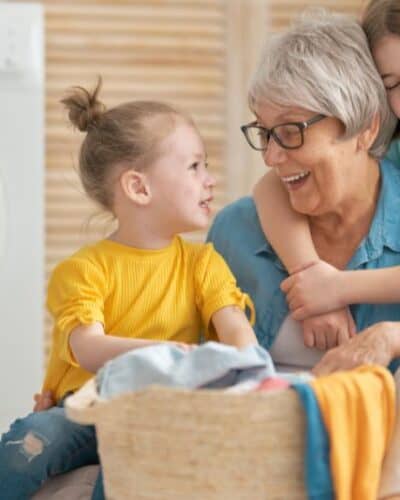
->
[253, 171, 356, 350]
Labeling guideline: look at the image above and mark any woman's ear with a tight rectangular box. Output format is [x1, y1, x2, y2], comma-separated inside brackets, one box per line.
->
[119, 169, 152, 205]
[357, 112, 380, 152]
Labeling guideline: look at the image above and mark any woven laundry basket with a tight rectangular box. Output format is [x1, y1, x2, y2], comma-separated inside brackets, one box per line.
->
[66, 378, 307, 500]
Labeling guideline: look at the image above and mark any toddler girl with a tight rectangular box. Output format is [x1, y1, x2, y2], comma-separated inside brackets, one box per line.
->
[0, 79, 257, 499]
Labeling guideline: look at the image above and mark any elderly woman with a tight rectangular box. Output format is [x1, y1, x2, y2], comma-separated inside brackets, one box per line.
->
[208, 9, 400, 374]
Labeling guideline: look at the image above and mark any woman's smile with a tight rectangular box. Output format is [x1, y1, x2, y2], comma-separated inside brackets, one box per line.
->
[280, 171, 311, 191]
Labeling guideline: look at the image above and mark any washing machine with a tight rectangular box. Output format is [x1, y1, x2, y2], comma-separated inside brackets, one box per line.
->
[0, 3, 44, 431]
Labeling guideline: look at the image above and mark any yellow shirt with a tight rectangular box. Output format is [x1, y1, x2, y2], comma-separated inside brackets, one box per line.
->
[43, 236, 254, 401]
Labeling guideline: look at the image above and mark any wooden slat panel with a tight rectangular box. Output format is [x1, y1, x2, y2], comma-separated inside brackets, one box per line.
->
[269, 0, 365, 31]
[10, 0, 228, 359]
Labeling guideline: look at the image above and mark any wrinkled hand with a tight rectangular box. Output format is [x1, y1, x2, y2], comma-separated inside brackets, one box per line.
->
[281, 260, 345, 320]
[302, 307, 356, 351]
[33, 390, 55, 412]
[313, 321, 399, 376]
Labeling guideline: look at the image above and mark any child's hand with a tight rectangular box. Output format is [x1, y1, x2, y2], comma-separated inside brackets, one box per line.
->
[281, 260, 344, 319]
[170, 341, 196, 352]
[302, 307, 356, 350]
[33, 390, 55, 412]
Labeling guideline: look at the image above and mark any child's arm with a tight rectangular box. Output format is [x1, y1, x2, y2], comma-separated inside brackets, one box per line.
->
[211, 305, 258, 348]
[253, 171, 319, 274]
[254, 171, 355, 350]
[282, 261, 400, 320]
[70, 322, 190, 373]
[343, 267, 400, 303]
[302, 307, 356, 351]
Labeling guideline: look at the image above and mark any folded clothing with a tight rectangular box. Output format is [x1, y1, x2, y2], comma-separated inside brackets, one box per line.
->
[294, 365, 395, 500]
[311, 365, 395, 500]
[96, 341, 276, 399]
[377, 368, 400, 499]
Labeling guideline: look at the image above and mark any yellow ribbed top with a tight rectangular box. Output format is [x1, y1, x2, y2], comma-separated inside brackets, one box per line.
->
[43, 236, 254, 400]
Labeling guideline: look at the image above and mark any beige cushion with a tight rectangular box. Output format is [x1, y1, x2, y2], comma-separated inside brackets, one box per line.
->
[33, 465, 99, 500]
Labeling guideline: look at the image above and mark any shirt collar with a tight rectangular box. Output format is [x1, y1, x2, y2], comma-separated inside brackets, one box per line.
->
[348, 158, 400, 269]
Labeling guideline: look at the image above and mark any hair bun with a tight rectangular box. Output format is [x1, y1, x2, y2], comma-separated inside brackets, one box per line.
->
[61, 77, 106, 132]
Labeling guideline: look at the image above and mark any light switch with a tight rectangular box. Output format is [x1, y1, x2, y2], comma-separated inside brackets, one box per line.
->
[0, 9, 42, 78]
[0, 24, 24, 72]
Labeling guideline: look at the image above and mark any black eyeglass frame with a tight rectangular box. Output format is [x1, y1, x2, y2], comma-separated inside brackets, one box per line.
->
[240, 114, 327, 151]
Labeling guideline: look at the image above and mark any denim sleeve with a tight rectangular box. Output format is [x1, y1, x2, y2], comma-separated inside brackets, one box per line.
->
[385, 140, 400, 168]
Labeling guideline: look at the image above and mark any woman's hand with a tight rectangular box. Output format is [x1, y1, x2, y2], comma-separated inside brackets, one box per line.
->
[281, 260, 346, 320]
[33, 390, 55, 412]
[301, 307, 356, 350]
[312, 321, 400, 375]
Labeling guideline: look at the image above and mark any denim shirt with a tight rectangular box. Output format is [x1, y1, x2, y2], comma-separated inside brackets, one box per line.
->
[207, 159, 400, 368]
[387, 139, 400, 166]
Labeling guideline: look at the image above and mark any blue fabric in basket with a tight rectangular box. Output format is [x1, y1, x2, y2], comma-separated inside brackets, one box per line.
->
[97, 341, 275, 399]
[292, 383, 334, 500]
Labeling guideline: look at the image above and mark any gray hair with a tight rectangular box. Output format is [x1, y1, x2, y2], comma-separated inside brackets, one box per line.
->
[248, 9, 396, 158]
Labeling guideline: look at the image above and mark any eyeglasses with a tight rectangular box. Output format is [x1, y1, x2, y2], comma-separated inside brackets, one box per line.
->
[240, 114, 326, 151]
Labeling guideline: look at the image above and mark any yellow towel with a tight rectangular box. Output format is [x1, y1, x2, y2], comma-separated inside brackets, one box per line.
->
[311, 365, 395, 500]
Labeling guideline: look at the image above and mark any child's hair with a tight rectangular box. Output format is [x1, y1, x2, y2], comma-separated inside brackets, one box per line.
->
[61, 78, 195, 211]
[362, 0, 400, 138]
[362, 0, 400, 48]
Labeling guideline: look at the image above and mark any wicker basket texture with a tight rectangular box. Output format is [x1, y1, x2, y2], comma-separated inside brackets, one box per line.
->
[67, 380, 307, 500]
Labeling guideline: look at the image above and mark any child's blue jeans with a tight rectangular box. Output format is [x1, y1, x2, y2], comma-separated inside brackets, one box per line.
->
[0, 404, 105, 499]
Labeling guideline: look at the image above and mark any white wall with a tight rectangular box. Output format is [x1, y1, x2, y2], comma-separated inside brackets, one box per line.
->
[0, 3, 44, 431]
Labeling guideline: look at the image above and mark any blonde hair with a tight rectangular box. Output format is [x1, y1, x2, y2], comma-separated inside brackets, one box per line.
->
[362, 0, 400, 138]
[62, 78, 194, 210]
[248, 9, 396, 158]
